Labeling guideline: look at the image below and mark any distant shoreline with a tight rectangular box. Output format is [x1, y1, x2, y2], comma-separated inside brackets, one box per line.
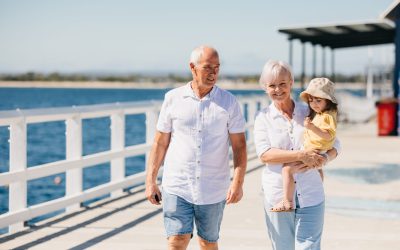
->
[0, 81, 185, 89]
[0, 80, 375, 90]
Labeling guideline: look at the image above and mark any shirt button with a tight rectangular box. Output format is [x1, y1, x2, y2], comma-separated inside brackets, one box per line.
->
[297, 193, 301, 196]
[198, 130, 201, 133]
[294, 181, 297, 183]
[198, 145, 200, 148]
[197, 161, 200, 163]
[197, 177, 200, 179]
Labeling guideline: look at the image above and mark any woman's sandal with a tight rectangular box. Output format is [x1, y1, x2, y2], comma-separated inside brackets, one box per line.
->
[270, 200, 294, 212]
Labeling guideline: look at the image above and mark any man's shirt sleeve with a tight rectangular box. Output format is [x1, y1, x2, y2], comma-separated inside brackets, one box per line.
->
[228, 98, 246, 133]
[156, 93, 172, 133]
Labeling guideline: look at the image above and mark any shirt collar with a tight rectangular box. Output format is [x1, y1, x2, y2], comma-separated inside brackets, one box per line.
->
[182, 82, 195, 98]
[269, 102, 281, 119]
[183, 81, 217, 100]
[270, 99, 299, 119]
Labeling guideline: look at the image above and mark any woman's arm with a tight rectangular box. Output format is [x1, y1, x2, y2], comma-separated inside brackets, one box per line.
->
[321, 147, 338, 166]
[260, 148, 302, 164]
[260, 148, 324, 167]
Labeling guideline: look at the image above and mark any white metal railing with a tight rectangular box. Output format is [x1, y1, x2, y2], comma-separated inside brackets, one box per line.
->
[0, 95, 267, 234]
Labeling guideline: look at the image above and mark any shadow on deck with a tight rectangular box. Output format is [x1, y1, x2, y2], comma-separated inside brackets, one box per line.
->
[1, 154, 262, 250]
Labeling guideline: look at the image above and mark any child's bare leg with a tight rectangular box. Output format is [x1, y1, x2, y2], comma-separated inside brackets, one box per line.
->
[282, 165, 295, 203]
[270, 164, 295, 212]
[318, 169, 324, 181]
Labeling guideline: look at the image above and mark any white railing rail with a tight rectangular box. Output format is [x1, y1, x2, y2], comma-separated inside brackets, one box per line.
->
[0, 95, 267, 234]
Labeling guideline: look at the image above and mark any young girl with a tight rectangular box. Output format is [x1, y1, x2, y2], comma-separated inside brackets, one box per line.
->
[271, 77, 338, 212]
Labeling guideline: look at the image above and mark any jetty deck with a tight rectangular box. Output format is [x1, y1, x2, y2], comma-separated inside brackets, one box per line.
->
[1, 121, 400, 250]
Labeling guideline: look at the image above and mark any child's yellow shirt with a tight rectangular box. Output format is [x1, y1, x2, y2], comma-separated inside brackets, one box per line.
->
[304, 111, 337, 151]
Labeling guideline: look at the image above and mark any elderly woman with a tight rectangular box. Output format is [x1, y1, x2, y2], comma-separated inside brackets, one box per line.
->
[253, 60, 339, 250]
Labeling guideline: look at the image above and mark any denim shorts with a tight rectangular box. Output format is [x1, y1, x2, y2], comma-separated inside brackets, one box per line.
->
[162, 191, 226, 243]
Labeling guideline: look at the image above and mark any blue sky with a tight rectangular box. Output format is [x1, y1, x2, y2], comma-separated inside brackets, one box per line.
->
[0, 0, 395, 75]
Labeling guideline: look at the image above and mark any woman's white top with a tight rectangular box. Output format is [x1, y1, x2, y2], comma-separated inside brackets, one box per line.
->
[254, 100, 340, 208]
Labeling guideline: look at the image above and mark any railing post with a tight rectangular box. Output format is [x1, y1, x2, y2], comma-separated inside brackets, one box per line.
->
[110, 110, 125, 197]
[260, 96, 269, 109]
[66, 114, 82, 212]
[247, 100, 258, 143]
[9, 117, 27, 233]
[145, 105, 158, 168]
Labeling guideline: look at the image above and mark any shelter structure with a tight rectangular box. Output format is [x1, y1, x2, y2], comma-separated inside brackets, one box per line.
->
[278, 0, 400, 135]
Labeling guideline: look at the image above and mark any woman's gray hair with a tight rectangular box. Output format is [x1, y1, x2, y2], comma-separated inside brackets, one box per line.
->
[189, 46, 218, 66]
[259, 60, 293, 90]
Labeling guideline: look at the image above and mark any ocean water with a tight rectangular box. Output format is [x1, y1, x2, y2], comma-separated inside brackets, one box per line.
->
[0, 86, 264, 229]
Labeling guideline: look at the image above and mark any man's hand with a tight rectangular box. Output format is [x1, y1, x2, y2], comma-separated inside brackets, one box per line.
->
[226, 182, 243, 204]
[145, 131, 170, 205]
[146, 183, 162, 205]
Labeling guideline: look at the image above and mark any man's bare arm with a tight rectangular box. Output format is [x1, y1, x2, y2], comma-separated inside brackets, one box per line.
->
[226, 132, 247, 204]
[145, 131, 171, 205]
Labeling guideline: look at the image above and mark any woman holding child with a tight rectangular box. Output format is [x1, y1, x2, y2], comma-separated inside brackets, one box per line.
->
[253, 60, 340, 250]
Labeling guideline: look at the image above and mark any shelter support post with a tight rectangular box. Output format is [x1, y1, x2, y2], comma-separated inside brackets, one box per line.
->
[301, 42, 306, 90]
[312, 45, 316, 78]
[289, 39, 293, 67]
[331, 48, 335, 82]
[394, 19, 400, 134]
[322, 46, 326, 76]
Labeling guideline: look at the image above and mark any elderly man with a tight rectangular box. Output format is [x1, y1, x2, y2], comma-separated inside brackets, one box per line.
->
[145, 46, 247, 250]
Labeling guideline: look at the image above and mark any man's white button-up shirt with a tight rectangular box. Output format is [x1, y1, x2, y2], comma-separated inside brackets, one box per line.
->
[254, 101, 341, 208]
[157, 82, 245, 205]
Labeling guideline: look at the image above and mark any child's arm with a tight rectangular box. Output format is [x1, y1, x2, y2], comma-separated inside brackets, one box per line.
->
[304, 117, 333, 140]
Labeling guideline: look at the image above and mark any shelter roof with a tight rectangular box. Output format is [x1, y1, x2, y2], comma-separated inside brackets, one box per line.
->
[381, 0, 400, 21]
[278, 20, 395, 49]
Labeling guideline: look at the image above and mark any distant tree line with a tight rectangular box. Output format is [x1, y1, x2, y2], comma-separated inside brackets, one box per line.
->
[0, 71, 371, 83]
[0, 72, 197, 83]
[224, 73, 368, 83]
[0, 72, 91, 82]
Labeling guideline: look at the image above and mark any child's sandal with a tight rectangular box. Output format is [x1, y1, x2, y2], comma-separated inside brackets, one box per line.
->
[270, 200, 294, 212]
